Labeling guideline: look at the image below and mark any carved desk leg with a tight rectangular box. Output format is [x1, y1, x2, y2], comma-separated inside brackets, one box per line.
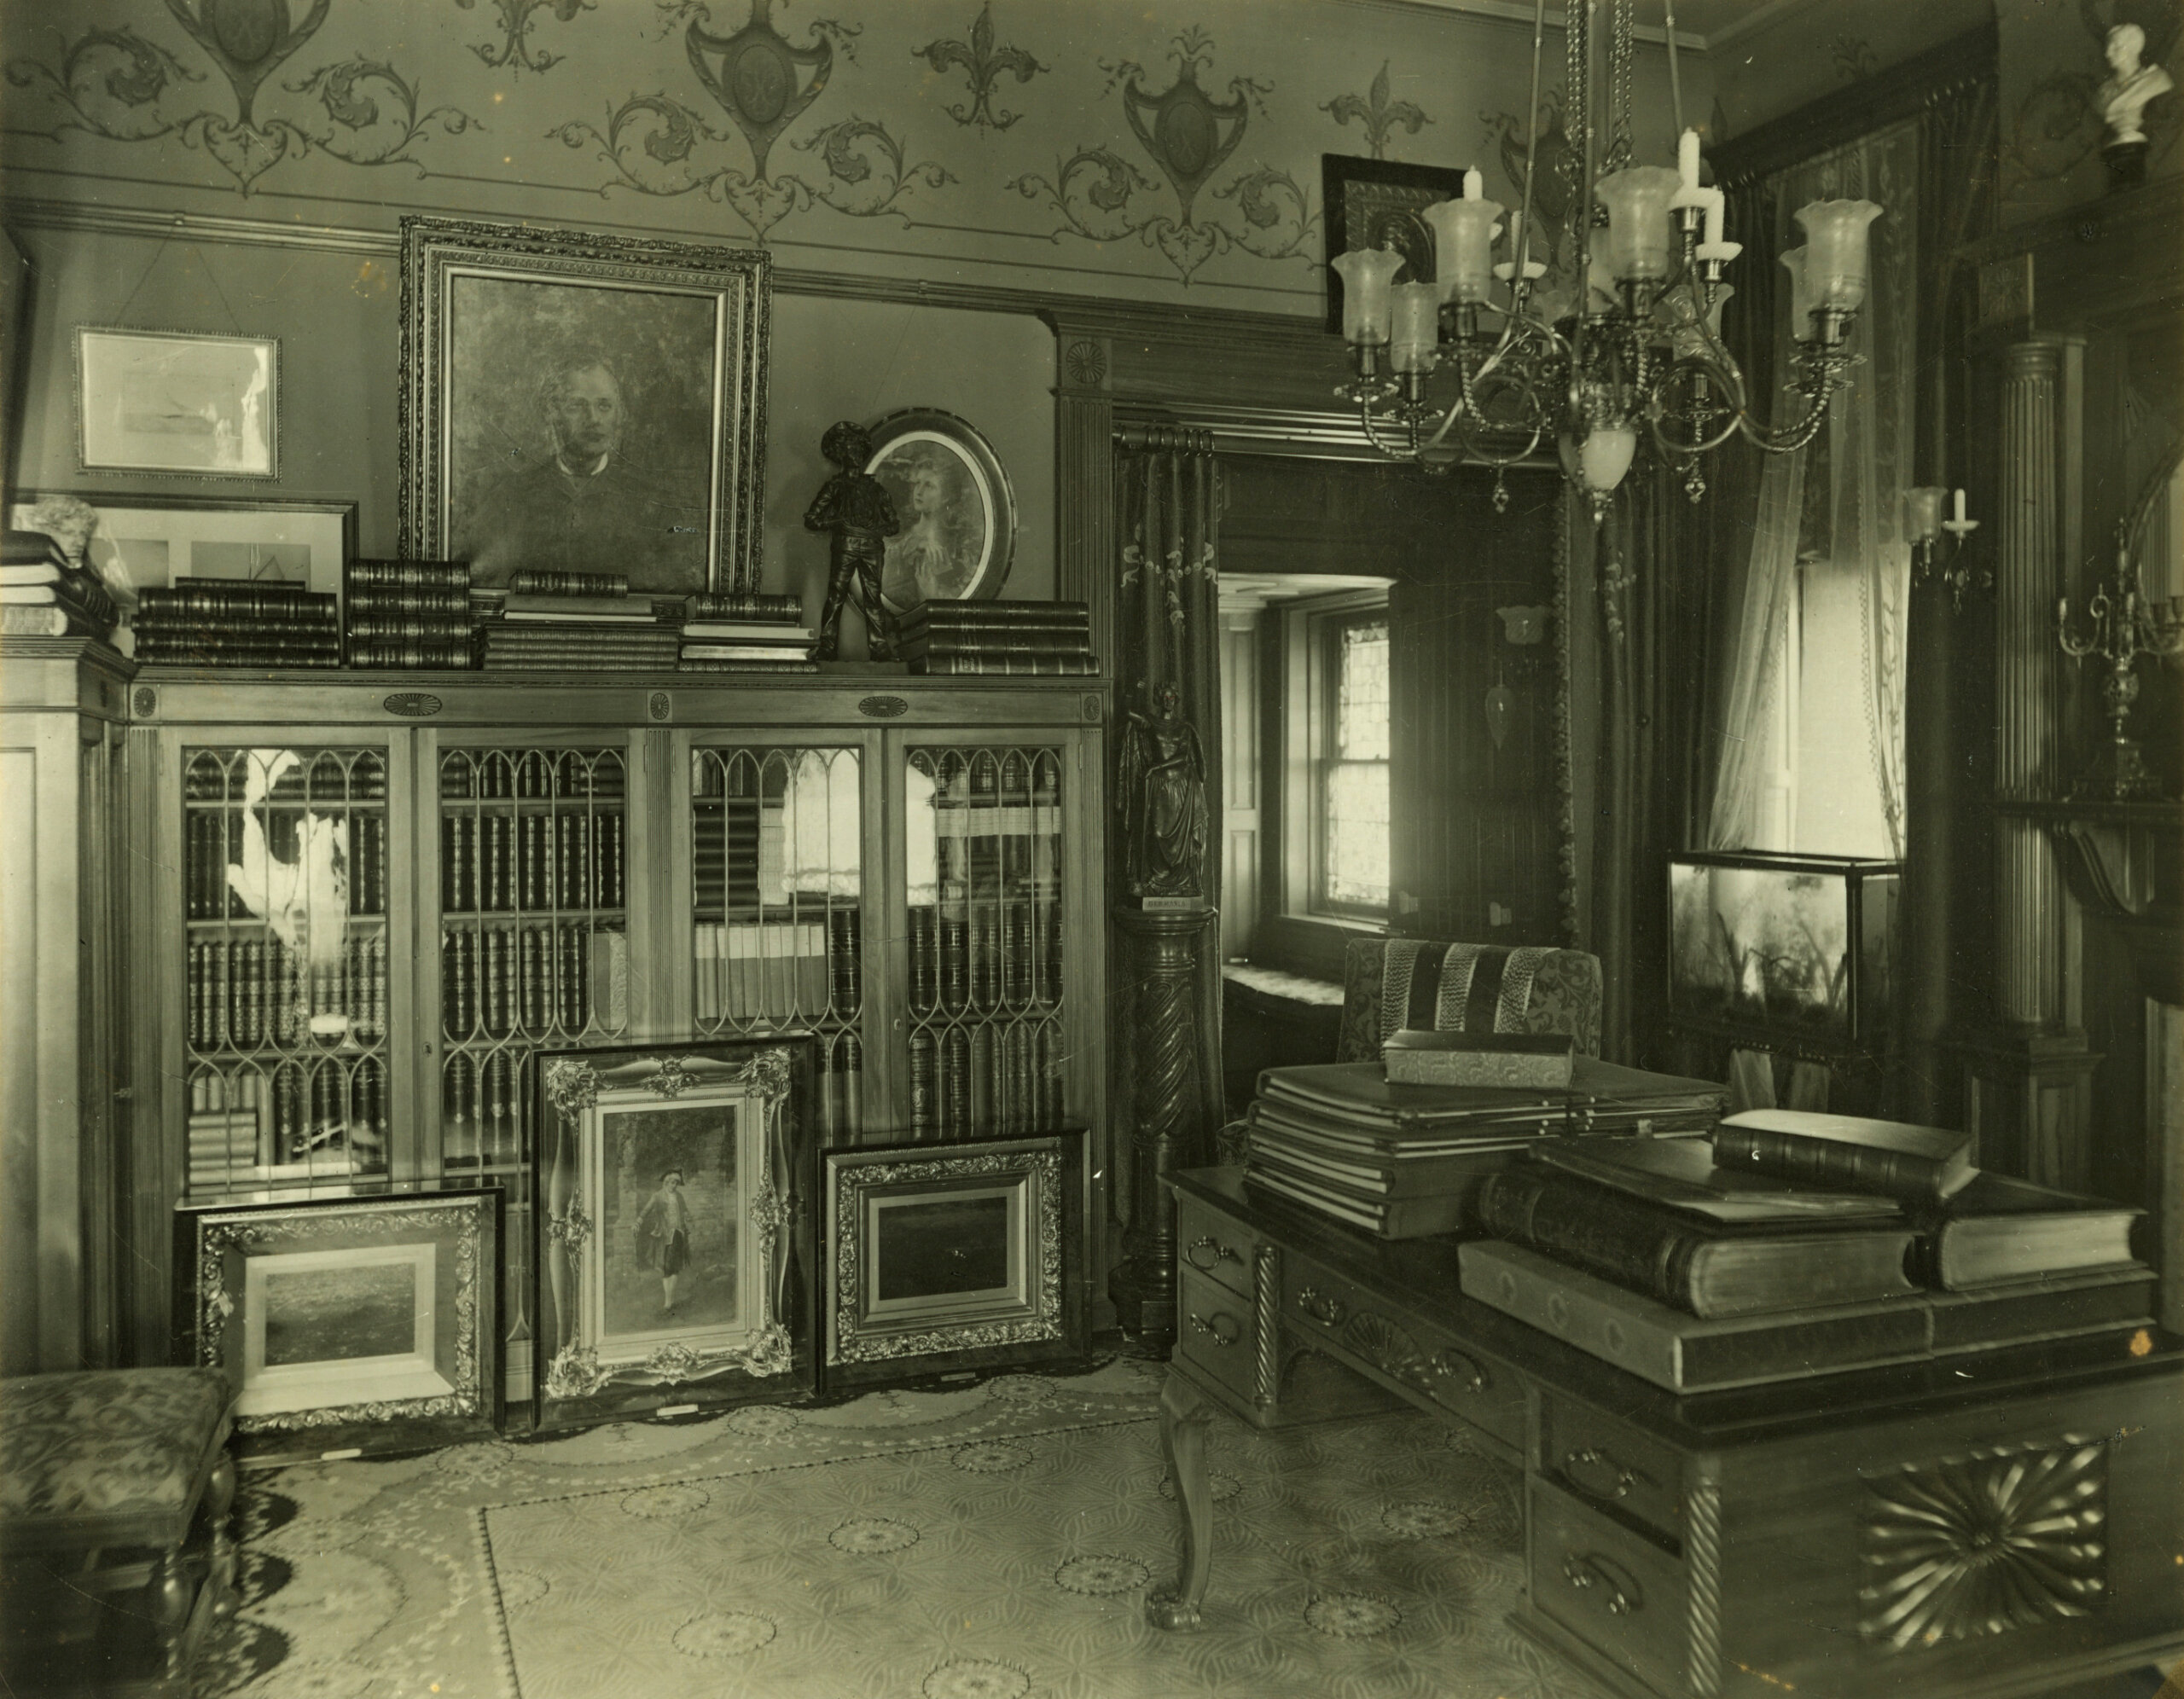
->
[1147, 1366, 1215, 1630]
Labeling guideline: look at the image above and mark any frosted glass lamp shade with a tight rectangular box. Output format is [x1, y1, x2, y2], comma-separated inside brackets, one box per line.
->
[1595, 166, 1683, 282]
[1579, 424, 1638, 494]
[1332, 247, 1406, 345]
[1780, 246, 1816, 341]
[1390, 282, 1440, 372]
[1794, 199, 1881, 311]
[1903, 486, 1949, 543]
[1422, 197, 1504, 304]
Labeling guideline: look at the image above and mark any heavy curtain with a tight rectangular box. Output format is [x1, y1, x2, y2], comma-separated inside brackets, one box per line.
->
[1110, 430, 1223, 1220]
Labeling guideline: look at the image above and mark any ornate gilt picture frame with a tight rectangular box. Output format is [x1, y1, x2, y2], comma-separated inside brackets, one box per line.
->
[822, 1129, 1086, 1388]
[531, 1039, 816, 1432]
[397, 216, 770, 594]
[176, 1186, 502, 1462]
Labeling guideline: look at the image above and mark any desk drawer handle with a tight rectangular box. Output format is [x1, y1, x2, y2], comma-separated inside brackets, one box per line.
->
[1185, 1235, 1242, 1273]
[1564, 1446, 1652, 1502]
[1431, 1348, 1490, 1395]
[1561, 1552, 1641, 1616]
[1295, 1287, 1345, 1327]
[1188, 1311, 1241, 1348]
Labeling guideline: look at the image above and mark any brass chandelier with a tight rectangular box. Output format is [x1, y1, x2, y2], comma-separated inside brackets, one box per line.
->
[1330, 0, 1881, 518]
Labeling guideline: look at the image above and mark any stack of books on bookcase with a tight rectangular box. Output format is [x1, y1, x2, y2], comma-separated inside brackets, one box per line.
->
[678, 591, 817, 673]
[477, 570, 678, 671]
[136, 579, 340, 667]
[899, 600, 1095, 676]
[346, 558, 474, 668]
[0, 529, 119, 641]
[1242, 1053, 1727, 1239]
[1458, 1110, 2154, 1392]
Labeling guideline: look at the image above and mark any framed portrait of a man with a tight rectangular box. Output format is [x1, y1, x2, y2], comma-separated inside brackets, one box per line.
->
[398, 217, 769, 594]
[863, 408, 1018, 613]
[531, 1039, 816, 1432]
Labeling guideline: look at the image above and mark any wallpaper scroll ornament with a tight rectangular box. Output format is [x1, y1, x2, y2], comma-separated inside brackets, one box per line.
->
[913, 3, 1048, 134]
[4, 2, 478, 194]
[458, 0, 596, 77]
[1007, 26, 1316, 285]
[548, 0, 952, 241]
[1321, 61, 1431, 161]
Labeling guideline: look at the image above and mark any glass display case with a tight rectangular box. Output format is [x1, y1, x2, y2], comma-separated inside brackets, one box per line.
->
[1667, 850, 1901, 1050]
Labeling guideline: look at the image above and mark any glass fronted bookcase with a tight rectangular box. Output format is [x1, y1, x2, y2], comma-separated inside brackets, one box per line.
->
[125, 676, 1107, 1392]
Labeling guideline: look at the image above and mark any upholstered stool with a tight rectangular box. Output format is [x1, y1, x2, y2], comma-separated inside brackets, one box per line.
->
[1, 1368, 239, 1697]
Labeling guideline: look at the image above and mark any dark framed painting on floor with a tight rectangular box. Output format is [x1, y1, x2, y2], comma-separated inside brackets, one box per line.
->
[175, 1186, 503, 1463]
[531, 1038, 817, 1432]
[398, 216, 770, 595]
[822, 1128, 1087, 1389]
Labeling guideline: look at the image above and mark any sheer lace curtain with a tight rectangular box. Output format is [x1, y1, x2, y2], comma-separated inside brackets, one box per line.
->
[1707, 120, 1920, 859]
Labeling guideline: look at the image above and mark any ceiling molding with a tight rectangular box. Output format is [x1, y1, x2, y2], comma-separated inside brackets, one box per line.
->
[1701, 0, 1827, 54]
[1339, 0, 1709, 50]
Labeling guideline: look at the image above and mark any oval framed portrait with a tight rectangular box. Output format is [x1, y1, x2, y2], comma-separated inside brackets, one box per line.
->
[863, 408, 1017, 614]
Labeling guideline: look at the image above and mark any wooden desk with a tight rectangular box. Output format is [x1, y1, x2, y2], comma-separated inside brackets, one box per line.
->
[1152, 1167, 2184, 1699]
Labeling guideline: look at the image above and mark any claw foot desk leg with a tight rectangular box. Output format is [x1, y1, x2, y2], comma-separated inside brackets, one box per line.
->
[1147, 1366, 1214, 1630]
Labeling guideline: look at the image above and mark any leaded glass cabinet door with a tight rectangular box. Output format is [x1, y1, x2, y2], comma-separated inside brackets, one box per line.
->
[174, 740, 408, 1196]
[685, 740, 869, 1140]
[901, 740, 1077, 1139]
[423, 740, 635, 1400]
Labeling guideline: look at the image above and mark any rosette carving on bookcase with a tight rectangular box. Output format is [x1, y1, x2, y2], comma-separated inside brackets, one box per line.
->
[1006, 26, 1316, 285]
[3, 3, 476, 194]
[1859, 1436, 2108, 1652]
[548, 0, 952, 241]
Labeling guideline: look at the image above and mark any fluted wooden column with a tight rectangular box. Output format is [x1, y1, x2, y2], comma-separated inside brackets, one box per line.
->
[1995, 338, 2067, 1023]
[1964, 334, 2099, 1186]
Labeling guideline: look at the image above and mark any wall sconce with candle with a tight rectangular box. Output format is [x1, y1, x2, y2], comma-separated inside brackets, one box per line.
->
[1907, 486, 1984, 607]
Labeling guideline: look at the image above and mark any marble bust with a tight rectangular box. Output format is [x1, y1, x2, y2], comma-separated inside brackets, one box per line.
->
[2099, 23, 2173, 148]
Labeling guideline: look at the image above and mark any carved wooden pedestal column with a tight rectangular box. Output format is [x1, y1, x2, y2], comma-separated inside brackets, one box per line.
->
[1108, 904, 1215, 1339]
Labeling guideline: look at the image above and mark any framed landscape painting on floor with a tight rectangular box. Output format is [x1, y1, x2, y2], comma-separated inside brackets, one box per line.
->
[822, 1128, 1086, 1388]
[176, 1186, 502, 1462]
[531, 1038, 816, 1431]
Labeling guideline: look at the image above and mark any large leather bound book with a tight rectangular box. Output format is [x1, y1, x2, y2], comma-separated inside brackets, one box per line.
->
[1243, 1167, 1470, 1238]
[1476, 1165, 1919, 1318]
[1918, 1174, 2142, 1290]
[1529, 1137, 1905, 1223]
[1459, 1243, 2157, 1393]
[1460, 1241, 1931, 1390]
[1246, 1122, 1527, 1202]
[1714, 1108, 1976, 1203]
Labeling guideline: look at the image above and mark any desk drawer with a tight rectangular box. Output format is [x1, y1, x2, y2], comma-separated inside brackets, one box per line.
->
[1539, 1395, 1685, 1545]
[1174, 1195, 1262, 1304]
[1281, 1261, 1525, 1452]
[1529, 1476, 1687, 1696]
[1176, 1267, 1258, 1407]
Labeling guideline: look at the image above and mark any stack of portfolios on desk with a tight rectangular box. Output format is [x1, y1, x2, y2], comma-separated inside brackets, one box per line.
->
[1243, 1042, 2152, 1394]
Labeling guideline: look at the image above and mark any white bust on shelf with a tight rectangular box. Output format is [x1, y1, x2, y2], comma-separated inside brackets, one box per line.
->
[2099, 22, 2173, 148]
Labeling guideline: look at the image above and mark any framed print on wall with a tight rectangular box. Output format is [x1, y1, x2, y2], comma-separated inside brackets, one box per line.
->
[1321, 155, 1474, 335]
[531, 1039, 816, 1432]
[863, 408, 1018, 614]
[74, 327, 279, 478]
[398, 216, 770, 595]
[176, 1186, 503, 1462]
[823, 1128, 1086, 1388]
[5, 491, 354, 612]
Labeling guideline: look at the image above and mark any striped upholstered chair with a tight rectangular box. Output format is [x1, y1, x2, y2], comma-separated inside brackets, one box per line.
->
[1333, 937, 1604, 1064]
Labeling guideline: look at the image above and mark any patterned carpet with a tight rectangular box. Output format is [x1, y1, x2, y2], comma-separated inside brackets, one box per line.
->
[200, 1357, 1606, 1699]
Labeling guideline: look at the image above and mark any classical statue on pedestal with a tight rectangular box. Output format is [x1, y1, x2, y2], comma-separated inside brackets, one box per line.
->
[1118, 681, 1209, 901]
[2098, 22, 2174, 185]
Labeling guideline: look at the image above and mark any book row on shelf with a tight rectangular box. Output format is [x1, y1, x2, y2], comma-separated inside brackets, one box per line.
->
[186, 1056, 386, 1189]
[906, 903, 1065, 1012]
[187, 812, 387, 919]
[441, 811, 626, 914]
[346, 559, 472, 669]
[693, 920, 848, 1024]
[441, 924, 628, 1039]
[186, 936, 386, 1052]
[441, 752, 624, 801]
[907, 1018, 1066, 1139]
